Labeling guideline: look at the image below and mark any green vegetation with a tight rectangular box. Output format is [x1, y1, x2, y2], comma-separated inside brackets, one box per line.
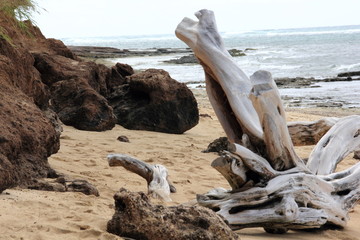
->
[0, 26, 12, 42]
[0, 0, 40, 42]
[0, 0, 38, 21]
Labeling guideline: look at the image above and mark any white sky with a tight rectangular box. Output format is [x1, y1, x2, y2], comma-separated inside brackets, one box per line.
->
[33, 0, 360, 38]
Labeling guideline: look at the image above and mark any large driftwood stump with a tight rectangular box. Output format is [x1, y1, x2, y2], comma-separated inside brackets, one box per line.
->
[176, 9, 360, 232]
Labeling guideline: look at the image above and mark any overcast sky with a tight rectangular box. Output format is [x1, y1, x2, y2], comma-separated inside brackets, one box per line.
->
[33, 0, 360, 38]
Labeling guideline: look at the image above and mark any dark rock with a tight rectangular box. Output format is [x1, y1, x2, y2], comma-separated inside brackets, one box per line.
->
[67, 46, 193, 58]
[0, 35, 60, 192]
[27, 176, 99, 196]
[117, 136, 130, 143]
[275, 77, 315, 88]
[228, 48, 246, 57]
[107, 188, 239, 240]
[108, 69, 199, 134]
[66, 179, 100, 196]
[45, 38, 77, 59]
[33, 53, 109, 96]
[32, 51, 133, 131]
[51, 78, 116, 131]
[27, 178, 67, 192]
[337, 71, 360, 78]
[199, 113, 212, 119]
[202, 137, 230, 153]
[165, 49, 246, 65]
[164, 54, 199, 64]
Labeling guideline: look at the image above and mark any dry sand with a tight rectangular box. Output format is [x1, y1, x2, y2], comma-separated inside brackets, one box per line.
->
[1, 89, 359, 240]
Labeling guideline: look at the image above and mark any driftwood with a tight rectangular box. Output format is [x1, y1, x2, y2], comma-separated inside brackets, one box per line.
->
[107, 154, 176, 201]
[288, 117, 339, 146]
[176, 9, 360, 232]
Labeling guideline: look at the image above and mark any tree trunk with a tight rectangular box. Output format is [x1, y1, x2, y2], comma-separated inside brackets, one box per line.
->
[176, 9, 360, 232]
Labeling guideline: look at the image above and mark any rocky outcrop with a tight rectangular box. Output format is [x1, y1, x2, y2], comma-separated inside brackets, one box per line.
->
[68, 45, 192, 58]
[275, 77, 315, 88]
[165, 49, 246, 65]
[108, 69, 199, 134]
[107, 188, 239, 240]
[32, 43, 119, 131]
[337, 71, 360, 78]
[0, 26, 60, 192]
[164, 54, 199, 64]
[275, 72, 360, 89]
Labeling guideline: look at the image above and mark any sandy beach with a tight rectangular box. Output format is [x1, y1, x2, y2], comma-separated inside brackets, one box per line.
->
[0, 89, 359, 240]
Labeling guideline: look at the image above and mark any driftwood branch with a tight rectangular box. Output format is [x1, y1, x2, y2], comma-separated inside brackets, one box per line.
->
[107, 154, 175, 201]
[176, 9, 360, 232]
[250, 73, 305, 170]
[288, 117, 339, 146]
[306, 115, 360, 175]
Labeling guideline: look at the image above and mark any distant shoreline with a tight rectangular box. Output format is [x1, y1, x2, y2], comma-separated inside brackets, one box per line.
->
[70, 45, 360, 87]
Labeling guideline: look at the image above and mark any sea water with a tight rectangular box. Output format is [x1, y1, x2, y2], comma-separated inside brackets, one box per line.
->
[62, 25, 360, 108]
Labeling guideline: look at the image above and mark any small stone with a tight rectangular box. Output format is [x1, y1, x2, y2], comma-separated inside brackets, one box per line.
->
[117, 136, 130, 143]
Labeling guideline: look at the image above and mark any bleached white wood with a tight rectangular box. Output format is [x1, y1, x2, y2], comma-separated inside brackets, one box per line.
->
[250, 78, 305, 170]
[176, 9, 263, 142]
[197, 172, 353, 229]
[211, 154, 247, 190]
[107, 154, 174, 201]
[307, 115, 360, 175]
[176, 9, 360, 232]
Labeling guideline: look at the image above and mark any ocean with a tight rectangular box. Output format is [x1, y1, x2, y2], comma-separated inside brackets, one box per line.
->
[62, 25, 360, 108]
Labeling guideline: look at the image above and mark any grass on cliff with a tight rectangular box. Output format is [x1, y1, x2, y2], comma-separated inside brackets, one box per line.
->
[0, 0, 40, 42]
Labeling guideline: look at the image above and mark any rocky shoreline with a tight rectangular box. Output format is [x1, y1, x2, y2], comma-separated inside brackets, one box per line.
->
[69, 45, 360, 88]
[67, 45, 193, 58]
[69, 45, 360, 108]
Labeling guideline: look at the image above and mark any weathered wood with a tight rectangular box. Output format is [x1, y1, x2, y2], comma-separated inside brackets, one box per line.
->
[250, 74, 305, 170]
[176, 9, 360, 232]
[107, 154, 175, 201]
[176, 9, 263, 144]
[307, 115, 360, 175]
[197, 171, 358, 230]
[211, 153, 247, 190]
[288, 117, 339, 146]
[355, 150, 360, 159]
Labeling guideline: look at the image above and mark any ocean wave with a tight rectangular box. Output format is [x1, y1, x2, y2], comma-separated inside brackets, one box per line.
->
[265, 28, 360, 37]
[335, 63, 360, 71]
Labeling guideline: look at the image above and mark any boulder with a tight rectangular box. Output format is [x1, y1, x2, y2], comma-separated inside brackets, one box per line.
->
[108, 69, 199, 134]
[107, 188, 239, 240]
[32, 51, 121, 131]
[33, 53, 109, 96]
[50, 78, 116, 131]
